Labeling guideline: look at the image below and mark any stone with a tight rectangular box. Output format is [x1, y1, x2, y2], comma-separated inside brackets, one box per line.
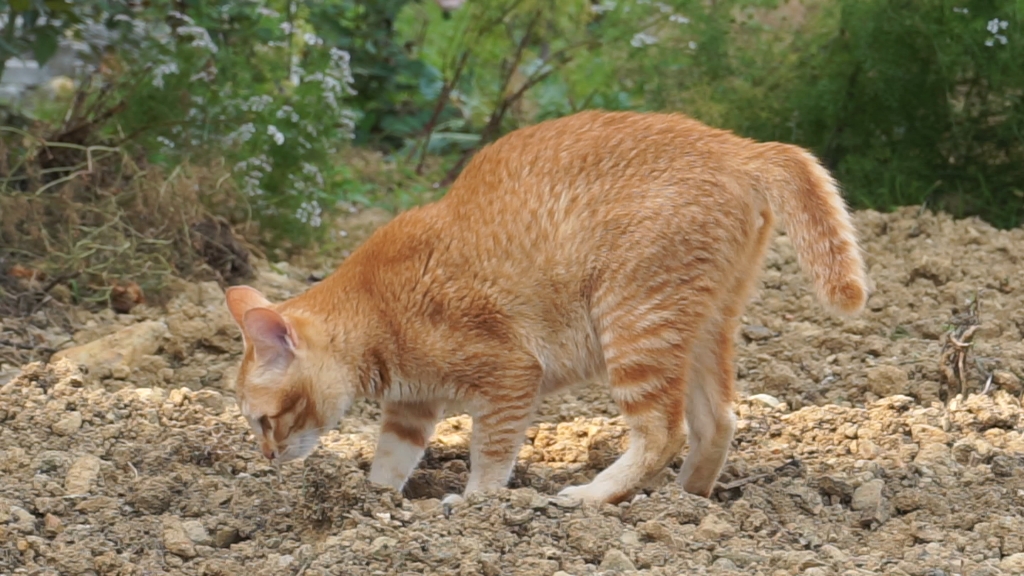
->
[53, 320, 169, 374]
[748, 394, 783, 408]
[851, 479, 885, 511]
[214, 527, 241, 549]
[865, 365, 909, 397]
[851, 479, 888, 528]
[64, 455, 102, 495]
[1000, 553, 1024, 573]
[742, 325, 774, 341]
[52, 411, 83, 436]
[368, 536, 398, 558]
[163, 517, 197, 559]
[183, 519, 211, 545]
[42, 513, 64, 537]
[599, 549, 636, 573]
[696, 513, 736, 540]
[910, 424, 950, 445]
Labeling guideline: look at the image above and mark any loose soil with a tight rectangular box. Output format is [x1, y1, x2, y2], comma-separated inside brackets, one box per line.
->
[2, 206, 1023, 576]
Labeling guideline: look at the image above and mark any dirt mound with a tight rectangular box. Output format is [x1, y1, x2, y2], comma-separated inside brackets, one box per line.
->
[2, 206, 1024, 575]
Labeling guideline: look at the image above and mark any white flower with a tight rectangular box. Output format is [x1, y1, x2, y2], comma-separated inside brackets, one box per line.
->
[987, 18, 1008, 34]
[243, 95, 273, 112]
[175, 25, 218, 53]
[227, 122, 256, 144]
[168, 11, 195, 24]
[688, 40, 698, 50]
[296, 200, 323, 227]
[267, 125, 285, 145]
[156, 136, 175, 149]
[630, 32, 658, 48]
[953, 7, 969, 14]
[669, 14, 690, 24]
[591, 0, 616, 14]
[152, 61, 179, 89]
[303, 32, 324, 46]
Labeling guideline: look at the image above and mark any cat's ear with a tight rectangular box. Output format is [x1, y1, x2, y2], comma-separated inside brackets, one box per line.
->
[242, 307, 299, 368]
[226, 286, 272, 328]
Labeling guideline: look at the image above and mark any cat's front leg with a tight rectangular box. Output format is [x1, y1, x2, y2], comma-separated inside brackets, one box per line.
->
[441, 397, 536, 517]
[368, 401, 442, 492]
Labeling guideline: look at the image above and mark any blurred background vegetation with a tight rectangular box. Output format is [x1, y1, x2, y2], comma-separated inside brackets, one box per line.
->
[1, 0, 1022, 310]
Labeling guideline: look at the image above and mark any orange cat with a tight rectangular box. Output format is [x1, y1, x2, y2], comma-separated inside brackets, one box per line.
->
[225, 110, 867, 510]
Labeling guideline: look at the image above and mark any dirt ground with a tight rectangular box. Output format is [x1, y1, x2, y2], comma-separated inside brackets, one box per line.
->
[2, 206, 1024, 576]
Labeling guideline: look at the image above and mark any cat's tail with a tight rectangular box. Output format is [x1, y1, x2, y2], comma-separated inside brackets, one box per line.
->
[750, 143, 868, 315]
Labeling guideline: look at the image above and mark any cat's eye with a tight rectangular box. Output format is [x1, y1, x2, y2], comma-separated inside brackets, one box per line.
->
[258, 415, 272, 434]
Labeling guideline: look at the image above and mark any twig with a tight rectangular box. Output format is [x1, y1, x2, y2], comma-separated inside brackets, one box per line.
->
[0, 339, 57, 354]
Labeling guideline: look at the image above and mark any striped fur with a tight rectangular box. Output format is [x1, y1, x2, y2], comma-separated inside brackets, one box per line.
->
[225, 110, 868, 504]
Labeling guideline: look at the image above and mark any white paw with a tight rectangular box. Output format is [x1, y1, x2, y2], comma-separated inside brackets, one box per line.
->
[441, 493, 465, 518]
[557, 483, 602, 503]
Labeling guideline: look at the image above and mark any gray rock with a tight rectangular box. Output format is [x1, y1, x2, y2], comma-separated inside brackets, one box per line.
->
[599, 549, 636, 573]
[64, 455, 101, 495]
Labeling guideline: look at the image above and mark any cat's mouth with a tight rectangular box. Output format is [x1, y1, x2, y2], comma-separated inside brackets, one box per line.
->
[273, 430, 322, 463]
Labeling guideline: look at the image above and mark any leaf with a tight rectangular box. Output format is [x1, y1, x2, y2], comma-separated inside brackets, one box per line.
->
[32, 29, 59, 65]
[9, 0, 32, 12]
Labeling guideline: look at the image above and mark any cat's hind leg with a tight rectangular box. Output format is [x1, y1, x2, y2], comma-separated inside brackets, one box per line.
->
[676, 208, 771, 496]
[368, 400, 443, 492]
[674, 321, 736, 497]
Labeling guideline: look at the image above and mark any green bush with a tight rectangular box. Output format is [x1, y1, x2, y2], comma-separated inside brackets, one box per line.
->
[395, 0, 1023, 227]
[738, 0, 1024, 227]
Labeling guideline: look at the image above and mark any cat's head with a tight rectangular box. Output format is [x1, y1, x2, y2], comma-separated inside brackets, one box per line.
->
[225, 286, 350, 463]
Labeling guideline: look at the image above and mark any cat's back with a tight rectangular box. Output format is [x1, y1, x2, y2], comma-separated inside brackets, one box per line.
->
[437, 110, 762, 250]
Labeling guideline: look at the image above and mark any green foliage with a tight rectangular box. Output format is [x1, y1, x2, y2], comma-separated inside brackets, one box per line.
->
[740, 0, 1024, 227]
[4, 0, 1023, 264]
[0, 0, 80, 80]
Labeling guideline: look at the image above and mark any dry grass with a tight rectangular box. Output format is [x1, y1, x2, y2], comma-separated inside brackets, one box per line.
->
[0, 126, 254, 317]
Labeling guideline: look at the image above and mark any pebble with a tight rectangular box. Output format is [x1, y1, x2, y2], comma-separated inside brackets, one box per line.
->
[51, 411, 83, 436]
[749, 393, 783, 408]
[183, 519, 211, 545]
[599, 549, 636, 573]
[696, 513, 736, 540]
[162, 517, 197, 559]
[64, 454, 101, 495]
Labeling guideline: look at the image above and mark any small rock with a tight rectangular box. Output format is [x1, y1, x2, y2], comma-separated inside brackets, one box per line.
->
[64, 455, 102, 495]
[742, 325, 774, 341]
[368, 536, 398, 557]
[599, 549, 636, 572]
[52, 411, 83, 436]
[993, 370, 1022, 394]
[711, 557, 738, 570]
[850, 479, 888, 528]
[191, 390, 227, 414]
[748, 394, 783, 408]
[52, 320, 169, 374]
[851, 479, 885, 511]
[865, 365, 909, 397]
[914, 442, 952, 466]
[214, 527, 241, 548]
[183, 520, 210, 545]
[910, 424, 950, 445]
[43, 513, 63, 537]
[10, 506, 36, 532]
[695, 513, 736, 540]
[1000, 553, 1024, 572]
[162, 517, 197, 559]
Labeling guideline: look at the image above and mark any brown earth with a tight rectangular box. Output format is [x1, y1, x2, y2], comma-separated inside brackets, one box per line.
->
[2, 206, 1023, 576]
